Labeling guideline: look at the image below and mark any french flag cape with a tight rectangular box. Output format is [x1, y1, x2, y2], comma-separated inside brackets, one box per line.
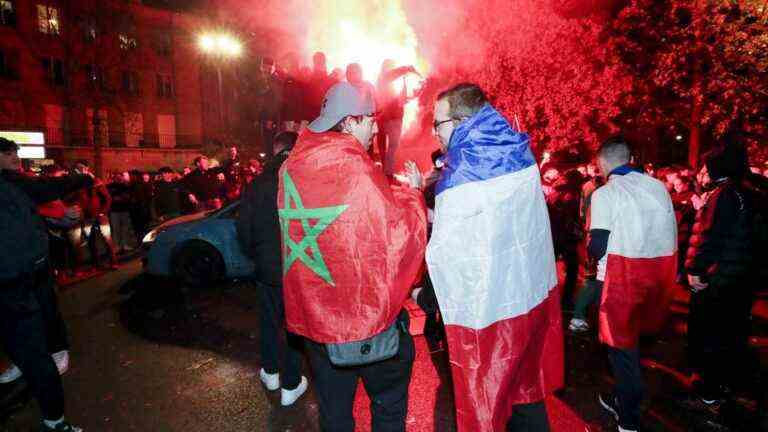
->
[426, 104, 564, 432]
[590, 169, 678, 349]
[278, 130, 427, 344]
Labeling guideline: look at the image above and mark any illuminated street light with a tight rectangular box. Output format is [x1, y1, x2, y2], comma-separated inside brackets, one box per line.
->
[198, 31, 244, 133]
[675, 135, 683, 141]
[198, 32, 242, 58]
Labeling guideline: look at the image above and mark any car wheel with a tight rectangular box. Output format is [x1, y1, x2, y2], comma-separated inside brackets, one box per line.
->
[173, 241, 225, 288]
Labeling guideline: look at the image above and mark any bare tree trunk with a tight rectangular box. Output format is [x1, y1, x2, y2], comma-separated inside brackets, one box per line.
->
[689, 0, 704, 169]
[689, 84, 702, 169]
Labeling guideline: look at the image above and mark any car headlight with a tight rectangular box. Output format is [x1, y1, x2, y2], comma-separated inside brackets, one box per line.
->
[143, 230, 158, 244]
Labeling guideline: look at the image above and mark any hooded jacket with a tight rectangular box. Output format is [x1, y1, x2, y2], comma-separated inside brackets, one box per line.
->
[686, 146, 754, 285]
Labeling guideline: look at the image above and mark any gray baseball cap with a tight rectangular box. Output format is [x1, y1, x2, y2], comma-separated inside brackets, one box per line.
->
[308, 82, 376, 133]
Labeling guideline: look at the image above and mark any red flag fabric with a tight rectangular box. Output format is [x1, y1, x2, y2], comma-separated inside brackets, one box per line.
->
[590, 170, 678, 349]
[278, 130, 427, 344]
[599, 254, 678, 349]
[444, 288, 564, 431]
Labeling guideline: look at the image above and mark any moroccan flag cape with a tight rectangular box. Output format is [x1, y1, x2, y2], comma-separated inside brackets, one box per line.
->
[426, 104, 564, 432]
[590, 170, 678, 349]
[277, 130, 427, 344]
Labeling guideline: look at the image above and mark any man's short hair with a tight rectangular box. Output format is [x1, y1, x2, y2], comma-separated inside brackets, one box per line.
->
[437, 83, 488, 120]
[274, 131, 299, 150]
[159, 166, 174, 174]
[0, 137, 19, 153]
[193, 156, 207, 165]
[597, 135, 632, 165]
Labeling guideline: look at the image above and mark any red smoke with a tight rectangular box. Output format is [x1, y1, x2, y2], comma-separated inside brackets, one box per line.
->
[221, 0, 628, 169]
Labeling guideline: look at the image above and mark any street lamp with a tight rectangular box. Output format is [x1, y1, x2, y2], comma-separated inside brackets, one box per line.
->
[198, 32, 243, 130]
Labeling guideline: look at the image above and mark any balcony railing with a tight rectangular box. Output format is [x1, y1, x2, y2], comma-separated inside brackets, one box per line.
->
[43, 127, 200, 149]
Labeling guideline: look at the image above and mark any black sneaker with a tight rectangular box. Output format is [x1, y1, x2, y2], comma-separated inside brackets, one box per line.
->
[40, 421, 82, 432]
[598, 392, 619, 421]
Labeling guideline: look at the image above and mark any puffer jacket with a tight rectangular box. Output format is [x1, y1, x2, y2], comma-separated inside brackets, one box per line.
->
[685, 179, 754, 286]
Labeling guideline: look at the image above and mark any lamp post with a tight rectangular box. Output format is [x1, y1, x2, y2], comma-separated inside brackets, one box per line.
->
[198, 32, 243, 134]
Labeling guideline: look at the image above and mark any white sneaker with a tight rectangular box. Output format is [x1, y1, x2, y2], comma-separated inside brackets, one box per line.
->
[0, 364, 22, 384]
[0, 351, 69, 384]
[568, 318, 590, 333]
[618, 426, 638, 432]
[280, 376, 308, 406]
[52, 350, 70, 375]
[259, 368, 280, 391]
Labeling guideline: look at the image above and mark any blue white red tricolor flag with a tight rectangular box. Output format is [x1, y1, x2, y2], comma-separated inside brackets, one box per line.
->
[426, 104, 563, 431]
[590, 170, 678, 349]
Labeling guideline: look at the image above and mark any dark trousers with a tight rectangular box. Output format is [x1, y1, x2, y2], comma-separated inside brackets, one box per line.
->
[0, 263, 68, 420]
[560, 244, 579, 308]
[257, 281, 302, 389]
[506, 401, 550, 432]
[573, 279, 603, 320]
[688, 281, 754, 399]
[607, 347, 643, 430]
[304, 315, 415, 432]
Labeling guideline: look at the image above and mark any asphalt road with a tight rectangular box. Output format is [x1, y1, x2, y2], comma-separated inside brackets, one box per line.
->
[1, 260, 766, 431]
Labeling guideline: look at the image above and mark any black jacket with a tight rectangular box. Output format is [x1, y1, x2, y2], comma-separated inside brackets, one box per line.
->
[182, 169, 220, 202]
[685, 180, 754, 286]
[153, 180, 186, 218]
[236, 152, 289, 286]
[0, 170, 93, 280]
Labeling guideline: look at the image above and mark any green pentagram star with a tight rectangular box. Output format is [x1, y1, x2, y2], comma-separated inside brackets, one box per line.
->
[278, 170, 348, 286]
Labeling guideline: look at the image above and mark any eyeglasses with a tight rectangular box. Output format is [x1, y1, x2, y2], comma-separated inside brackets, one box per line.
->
[433, 118, 453, 131]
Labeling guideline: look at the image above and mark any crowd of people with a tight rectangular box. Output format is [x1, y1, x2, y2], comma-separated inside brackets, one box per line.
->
[2, 145, 270, 283]
[1, 73, 767, 432]
[256, 52, 419, 175]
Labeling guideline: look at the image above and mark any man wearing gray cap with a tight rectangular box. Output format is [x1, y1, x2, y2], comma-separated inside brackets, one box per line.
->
[277, 82, 427, 431]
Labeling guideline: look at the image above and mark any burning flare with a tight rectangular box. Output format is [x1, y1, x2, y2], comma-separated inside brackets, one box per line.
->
[305, 0, 428, 132]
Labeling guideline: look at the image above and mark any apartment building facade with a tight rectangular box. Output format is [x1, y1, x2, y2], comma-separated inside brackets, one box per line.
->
[0, 0, 213, 173]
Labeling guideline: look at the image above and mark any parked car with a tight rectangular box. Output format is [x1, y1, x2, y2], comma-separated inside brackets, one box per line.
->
[142, 202, 254, 286]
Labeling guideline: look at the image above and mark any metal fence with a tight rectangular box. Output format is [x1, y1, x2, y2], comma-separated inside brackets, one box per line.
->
[41, 128, 200, 149]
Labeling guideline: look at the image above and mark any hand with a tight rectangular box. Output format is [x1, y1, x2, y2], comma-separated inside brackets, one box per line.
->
[424, 169, 441, 188]
[411, 287, 422, 302]
[688, 274, 708, 292]
[404, 161, 423, 190]
[691, 194, 705, 210]
[188, 194, 198, 205]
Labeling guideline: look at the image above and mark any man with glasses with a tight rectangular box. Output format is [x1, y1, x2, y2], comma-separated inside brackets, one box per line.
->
[427, 83, 563, 431]
[0, 137, 90, 432]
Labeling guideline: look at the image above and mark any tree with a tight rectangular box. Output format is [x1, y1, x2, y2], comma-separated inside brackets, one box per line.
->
[607, 0, 768, 167]
[405, 0, 632, 158]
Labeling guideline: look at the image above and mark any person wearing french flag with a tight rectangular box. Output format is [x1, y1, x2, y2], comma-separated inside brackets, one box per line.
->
[427, 83, 564, 432]
[589, 137, 678, 432]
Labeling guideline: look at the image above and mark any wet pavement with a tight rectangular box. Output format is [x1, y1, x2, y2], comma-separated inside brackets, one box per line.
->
[1, 260, 767, 431]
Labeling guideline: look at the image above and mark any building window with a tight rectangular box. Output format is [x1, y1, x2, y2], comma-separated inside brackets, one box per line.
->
[155, 31, 172, 56]
[85, 64, 106, 89]
[83, 22, 97, 42]
[42, 57, 65, 85]
[0, 49, 20, 80]
[119, 33, 137, 50]
[122, 70, 139, 95]
[37, 4, 60, 35]
[157, 74, 174, 98]
[1, 1, 15, 27]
